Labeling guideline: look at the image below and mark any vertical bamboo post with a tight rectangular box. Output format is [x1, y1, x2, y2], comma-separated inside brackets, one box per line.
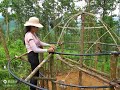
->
[79, 13, 85, 85]
[94, 43, 99, 69]
[101, 51, 105, 72]
[39, 53, 45, 88]
[101, 59, 105, 72]
[61, 41, 64, 59]
[50, 53, 56, 90]
[110, 54, 118, 90]
[117, 66, 120, 79]
[110, 54, 118, 80]
[60, 41, 64, 73]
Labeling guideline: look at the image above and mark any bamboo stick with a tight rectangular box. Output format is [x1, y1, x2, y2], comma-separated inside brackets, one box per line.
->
[110, 54, 118, 81]
[94, 43, 99, 69]
[50, 54, 56, 90]
[56, 41, 120, 46]
[110, 54, 118, 90]
[83, 64, 110, 79]
[45, 80, 49, 89]
[25, 54, 52, 81]
[75, 65, 110, 84]
[78, 13, 85, 85]
[56, 54, 74, 67]
[64, 57, 80, 65]
[60, 43, 64, 73]
[15, 53, 27, 59]
[58, 26, 104, 30]
[33, 77, 56, 81]
[15, 56, 28, 62]
[117, 66, 120, 79]
[39, 52, 45, 88]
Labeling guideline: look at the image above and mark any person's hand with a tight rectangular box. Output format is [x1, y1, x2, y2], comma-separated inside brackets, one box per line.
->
[50, 44, 55, 50]
[39, 46, 43, 49]
[58, 41, 63, 46]
[47, 47, 54, 53]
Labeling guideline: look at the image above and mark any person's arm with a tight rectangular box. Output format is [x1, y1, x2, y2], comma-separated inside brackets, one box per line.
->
[39, 40, 55, 49]
[26, 33, 54, 53]
[40, 41, 51, 46]
[29, 40, 48, 53]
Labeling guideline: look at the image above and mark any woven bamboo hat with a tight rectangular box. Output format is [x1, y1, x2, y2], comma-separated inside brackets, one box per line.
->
[24, 17, 43, 28]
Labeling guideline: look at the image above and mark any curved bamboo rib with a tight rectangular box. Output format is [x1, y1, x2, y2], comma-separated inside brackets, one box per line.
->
[58, 26, 104, 29]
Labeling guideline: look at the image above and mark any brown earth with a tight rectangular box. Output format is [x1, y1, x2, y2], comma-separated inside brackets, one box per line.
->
[48, 71, 110, 90]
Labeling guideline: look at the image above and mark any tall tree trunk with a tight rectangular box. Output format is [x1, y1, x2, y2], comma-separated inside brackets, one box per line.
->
[102, 0, 106, 19]
[0, 27, 10, 60]
[5, 14, 9, 41]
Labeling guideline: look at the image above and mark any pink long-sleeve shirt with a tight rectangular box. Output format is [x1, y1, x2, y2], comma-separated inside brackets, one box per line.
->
[25, 32, 50, 53]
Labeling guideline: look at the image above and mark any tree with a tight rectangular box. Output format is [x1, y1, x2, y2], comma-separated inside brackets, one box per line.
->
[0, 26, 10, 60]
[0, 0, 11, 41]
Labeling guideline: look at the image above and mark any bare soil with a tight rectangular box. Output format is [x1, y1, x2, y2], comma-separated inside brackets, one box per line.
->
[48, 71, 110, 90]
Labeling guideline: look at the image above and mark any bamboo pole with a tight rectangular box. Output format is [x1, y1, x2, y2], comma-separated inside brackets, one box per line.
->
[83, 64, 110, 79]
[64, 57, 80, 65]
[57, 26, 104, 30]
[15, 53, 27, 59]
[110, 54, 119, 90]
[110, 54, 118, 80]
[15, 55, 28, 62]
[80, 13, 85, 65]
[34, 77, 56, 81]
[79, 13, 85, 85]
[50, 54, 56, 90]
[25, 54, 52, 81]
[39, 52, 45, 88]
[56, 54, 74, 67]
[117, 66, 120, 79]
[60, 41, 64, 73]
[94, 43, 99, 69]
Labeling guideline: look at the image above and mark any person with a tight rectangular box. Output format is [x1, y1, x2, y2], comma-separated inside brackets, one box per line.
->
[24, 17, 55, 90]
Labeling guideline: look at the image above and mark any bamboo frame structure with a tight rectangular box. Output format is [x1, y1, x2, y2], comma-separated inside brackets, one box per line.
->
[7, 11, 120, 90]
[56, 54, 111, 84]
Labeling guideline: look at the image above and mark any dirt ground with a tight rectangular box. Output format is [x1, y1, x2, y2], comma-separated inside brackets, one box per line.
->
[48, 71, 110, 90]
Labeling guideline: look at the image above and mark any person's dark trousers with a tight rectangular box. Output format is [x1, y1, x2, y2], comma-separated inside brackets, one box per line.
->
[28, 51, 39, 90]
